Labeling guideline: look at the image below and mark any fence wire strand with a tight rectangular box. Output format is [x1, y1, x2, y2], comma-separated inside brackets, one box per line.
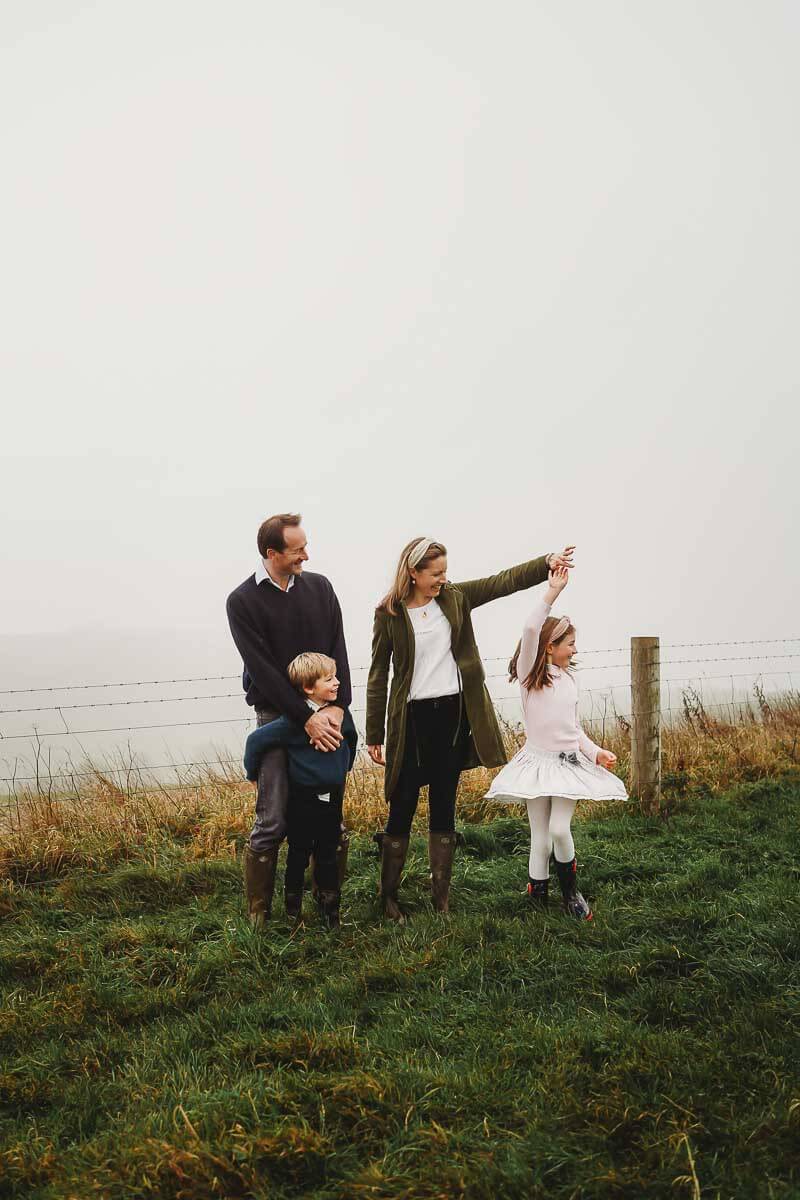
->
[4, 656, 800, 715]
[2, 637, 798, 695]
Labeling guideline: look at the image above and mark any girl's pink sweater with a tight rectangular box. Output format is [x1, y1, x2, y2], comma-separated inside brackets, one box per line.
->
[516, 595, 601, 762]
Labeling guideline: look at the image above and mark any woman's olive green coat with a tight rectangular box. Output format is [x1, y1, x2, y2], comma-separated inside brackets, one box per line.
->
[366, 555, 550, 801]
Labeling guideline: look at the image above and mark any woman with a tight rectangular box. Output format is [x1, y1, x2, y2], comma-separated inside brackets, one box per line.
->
[366, 537, 574, 919]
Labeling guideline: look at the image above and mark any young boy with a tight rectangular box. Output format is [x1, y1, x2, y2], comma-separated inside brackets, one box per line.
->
[243, 652, 357, 927]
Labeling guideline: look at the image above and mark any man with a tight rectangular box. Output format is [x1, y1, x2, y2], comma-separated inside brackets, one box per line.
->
[226, 513, 352, 926]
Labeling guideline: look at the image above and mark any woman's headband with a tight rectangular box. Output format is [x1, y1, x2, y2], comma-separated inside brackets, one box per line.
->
[549, 616, 571, 643]
[408, 537, 436, 570]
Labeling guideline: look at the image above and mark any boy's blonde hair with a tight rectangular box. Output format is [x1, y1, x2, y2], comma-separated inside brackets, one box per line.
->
[287, 652, 336, 693]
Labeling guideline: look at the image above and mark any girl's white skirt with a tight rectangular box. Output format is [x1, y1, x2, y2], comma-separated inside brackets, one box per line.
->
[484, 745, 629, 804]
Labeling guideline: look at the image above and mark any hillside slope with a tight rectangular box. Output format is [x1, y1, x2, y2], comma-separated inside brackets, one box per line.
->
[1, 779, 799, 1198]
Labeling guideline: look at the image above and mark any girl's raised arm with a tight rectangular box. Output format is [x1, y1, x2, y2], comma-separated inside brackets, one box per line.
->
[516, 594, 552, 681]
[516, 568, 569, 681]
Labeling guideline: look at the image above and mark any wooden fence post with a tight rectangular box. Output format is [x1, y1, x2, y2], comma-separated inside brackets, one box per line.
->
[631, 636, 661, 811]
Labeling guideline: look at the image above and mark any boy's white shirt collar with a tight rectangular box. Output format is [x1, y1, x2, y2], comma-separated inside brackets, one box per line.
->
[254, 559, 295, 591]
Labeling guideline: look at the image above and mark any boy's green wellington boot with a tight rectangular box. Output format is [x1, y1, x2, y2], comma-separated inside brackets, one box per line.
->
[317, 889, 341, 929]
[336, 829, 350, 889]
[284, 886, 303, 922]
[311, 828, 350, 901]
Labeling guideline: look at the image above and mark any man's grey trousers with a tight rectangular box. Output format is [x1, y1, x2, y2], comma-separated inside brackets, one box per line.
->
[248, 707, 289, 853]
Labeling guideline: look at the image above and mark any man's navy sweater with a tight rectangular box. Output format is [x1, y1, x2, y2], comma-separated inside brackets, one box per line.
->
[244, 708, 358, 789]
[226, 570, 352, 727]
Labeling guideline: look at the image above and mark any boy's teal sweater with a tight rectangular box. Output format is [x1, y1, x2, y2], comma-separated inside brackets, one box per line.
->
[244, 708, 358, 791]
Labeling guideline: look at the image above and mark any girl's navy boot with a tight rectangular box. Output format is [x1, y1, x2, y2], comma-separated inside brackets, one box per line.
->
[554, 857, 593, 921]
[527, 877, 549, 908]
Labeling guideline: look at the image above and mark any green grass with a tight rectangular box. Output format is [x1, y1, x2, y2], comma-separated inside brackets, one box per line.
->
[1, 779, 799, 1199]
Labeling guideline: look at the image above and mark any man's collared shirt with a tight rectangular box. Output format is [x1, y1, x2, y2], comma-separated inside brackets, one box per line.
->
[254, 559, 295, 591]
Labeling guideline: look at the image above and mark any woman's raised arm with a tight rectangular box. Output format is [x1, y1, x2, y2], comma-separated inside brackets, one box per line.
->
[455, 546, 574, 610]
[455, 555, 551, 610]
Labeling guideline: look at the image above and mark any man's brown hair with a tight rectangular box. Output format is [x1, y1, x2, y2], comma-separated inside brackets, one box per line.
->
[257, 513, 302, 557]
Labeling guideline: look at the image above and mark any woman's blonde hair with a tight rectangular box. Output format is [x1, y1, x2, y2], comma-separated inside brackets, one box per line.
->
[378, 537, 448, 615]
[508, 616, 576, 691]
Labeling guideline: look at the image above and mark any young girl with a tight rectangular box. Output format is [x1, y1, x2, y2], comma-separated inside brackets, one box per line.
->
[484, 565, 627, 919]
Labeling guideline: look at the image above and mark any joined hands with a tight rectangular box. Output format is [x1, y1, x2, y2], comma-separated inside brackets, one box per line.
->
[305, 707, 344, 752]
[547, 545, 575, 572]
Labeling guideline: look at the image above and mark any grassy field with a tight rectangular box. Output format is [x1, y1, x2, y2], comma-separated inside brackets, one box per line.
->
[1, 770, 799, 1198]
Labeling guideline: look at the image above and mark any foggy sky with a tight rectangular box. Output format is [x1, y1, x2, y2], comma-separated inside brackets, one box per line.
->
[2, 2, 798, 765]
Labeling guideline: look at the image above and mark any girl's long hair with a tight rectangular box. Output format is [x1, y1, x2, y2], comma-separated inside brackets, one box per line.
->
[508, 616, 576, 690]
[378, 537, 448, 615]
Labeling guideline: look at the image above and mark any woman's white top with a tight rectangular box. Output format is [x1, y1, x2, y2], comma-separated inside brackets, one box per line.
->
[407, 599, 460, 701]
[516, 595, 600, 762]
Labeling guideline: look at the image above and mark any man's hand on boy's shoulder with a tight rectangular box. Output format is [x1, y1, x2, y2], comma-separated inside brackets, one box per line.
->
[305, 707, 344, 752]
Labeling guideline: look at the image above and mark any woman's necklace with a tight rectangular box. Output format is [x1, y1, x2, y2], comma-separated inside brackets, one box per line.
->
[410, 597, 432, 619]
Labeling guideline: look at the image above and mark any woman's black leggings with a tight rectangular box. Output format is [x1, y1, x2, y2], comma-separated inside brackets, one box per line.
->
[385, 694, 470, 837]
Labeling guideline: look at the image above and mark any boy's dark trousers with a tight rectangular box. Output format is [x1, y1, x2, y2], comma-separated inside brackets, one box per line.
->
[285, 785, 344, 896]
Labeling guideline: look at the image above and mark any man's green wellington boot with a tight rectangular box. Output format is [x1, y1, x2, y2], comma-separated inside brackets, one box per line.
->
[244, 844, 279, 928]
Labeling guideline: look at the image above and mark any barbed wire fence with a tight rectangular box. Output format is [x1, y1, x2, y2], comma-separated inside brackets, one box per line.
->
[1, 637, 798, 802]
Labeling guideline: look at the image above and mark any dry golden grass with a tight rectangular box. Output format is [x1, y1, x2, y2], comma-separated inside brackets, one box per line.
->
[2, 689, 798, 878]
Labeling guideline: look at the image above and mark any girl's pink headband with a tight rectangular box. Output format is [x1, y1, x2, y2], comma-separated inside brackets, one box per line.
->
[548, 616, 571, 643]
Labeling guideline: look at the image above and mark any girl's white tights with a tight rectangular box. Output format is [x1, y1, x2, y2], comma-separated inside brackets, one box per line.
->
[526, 795, 577, 879]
